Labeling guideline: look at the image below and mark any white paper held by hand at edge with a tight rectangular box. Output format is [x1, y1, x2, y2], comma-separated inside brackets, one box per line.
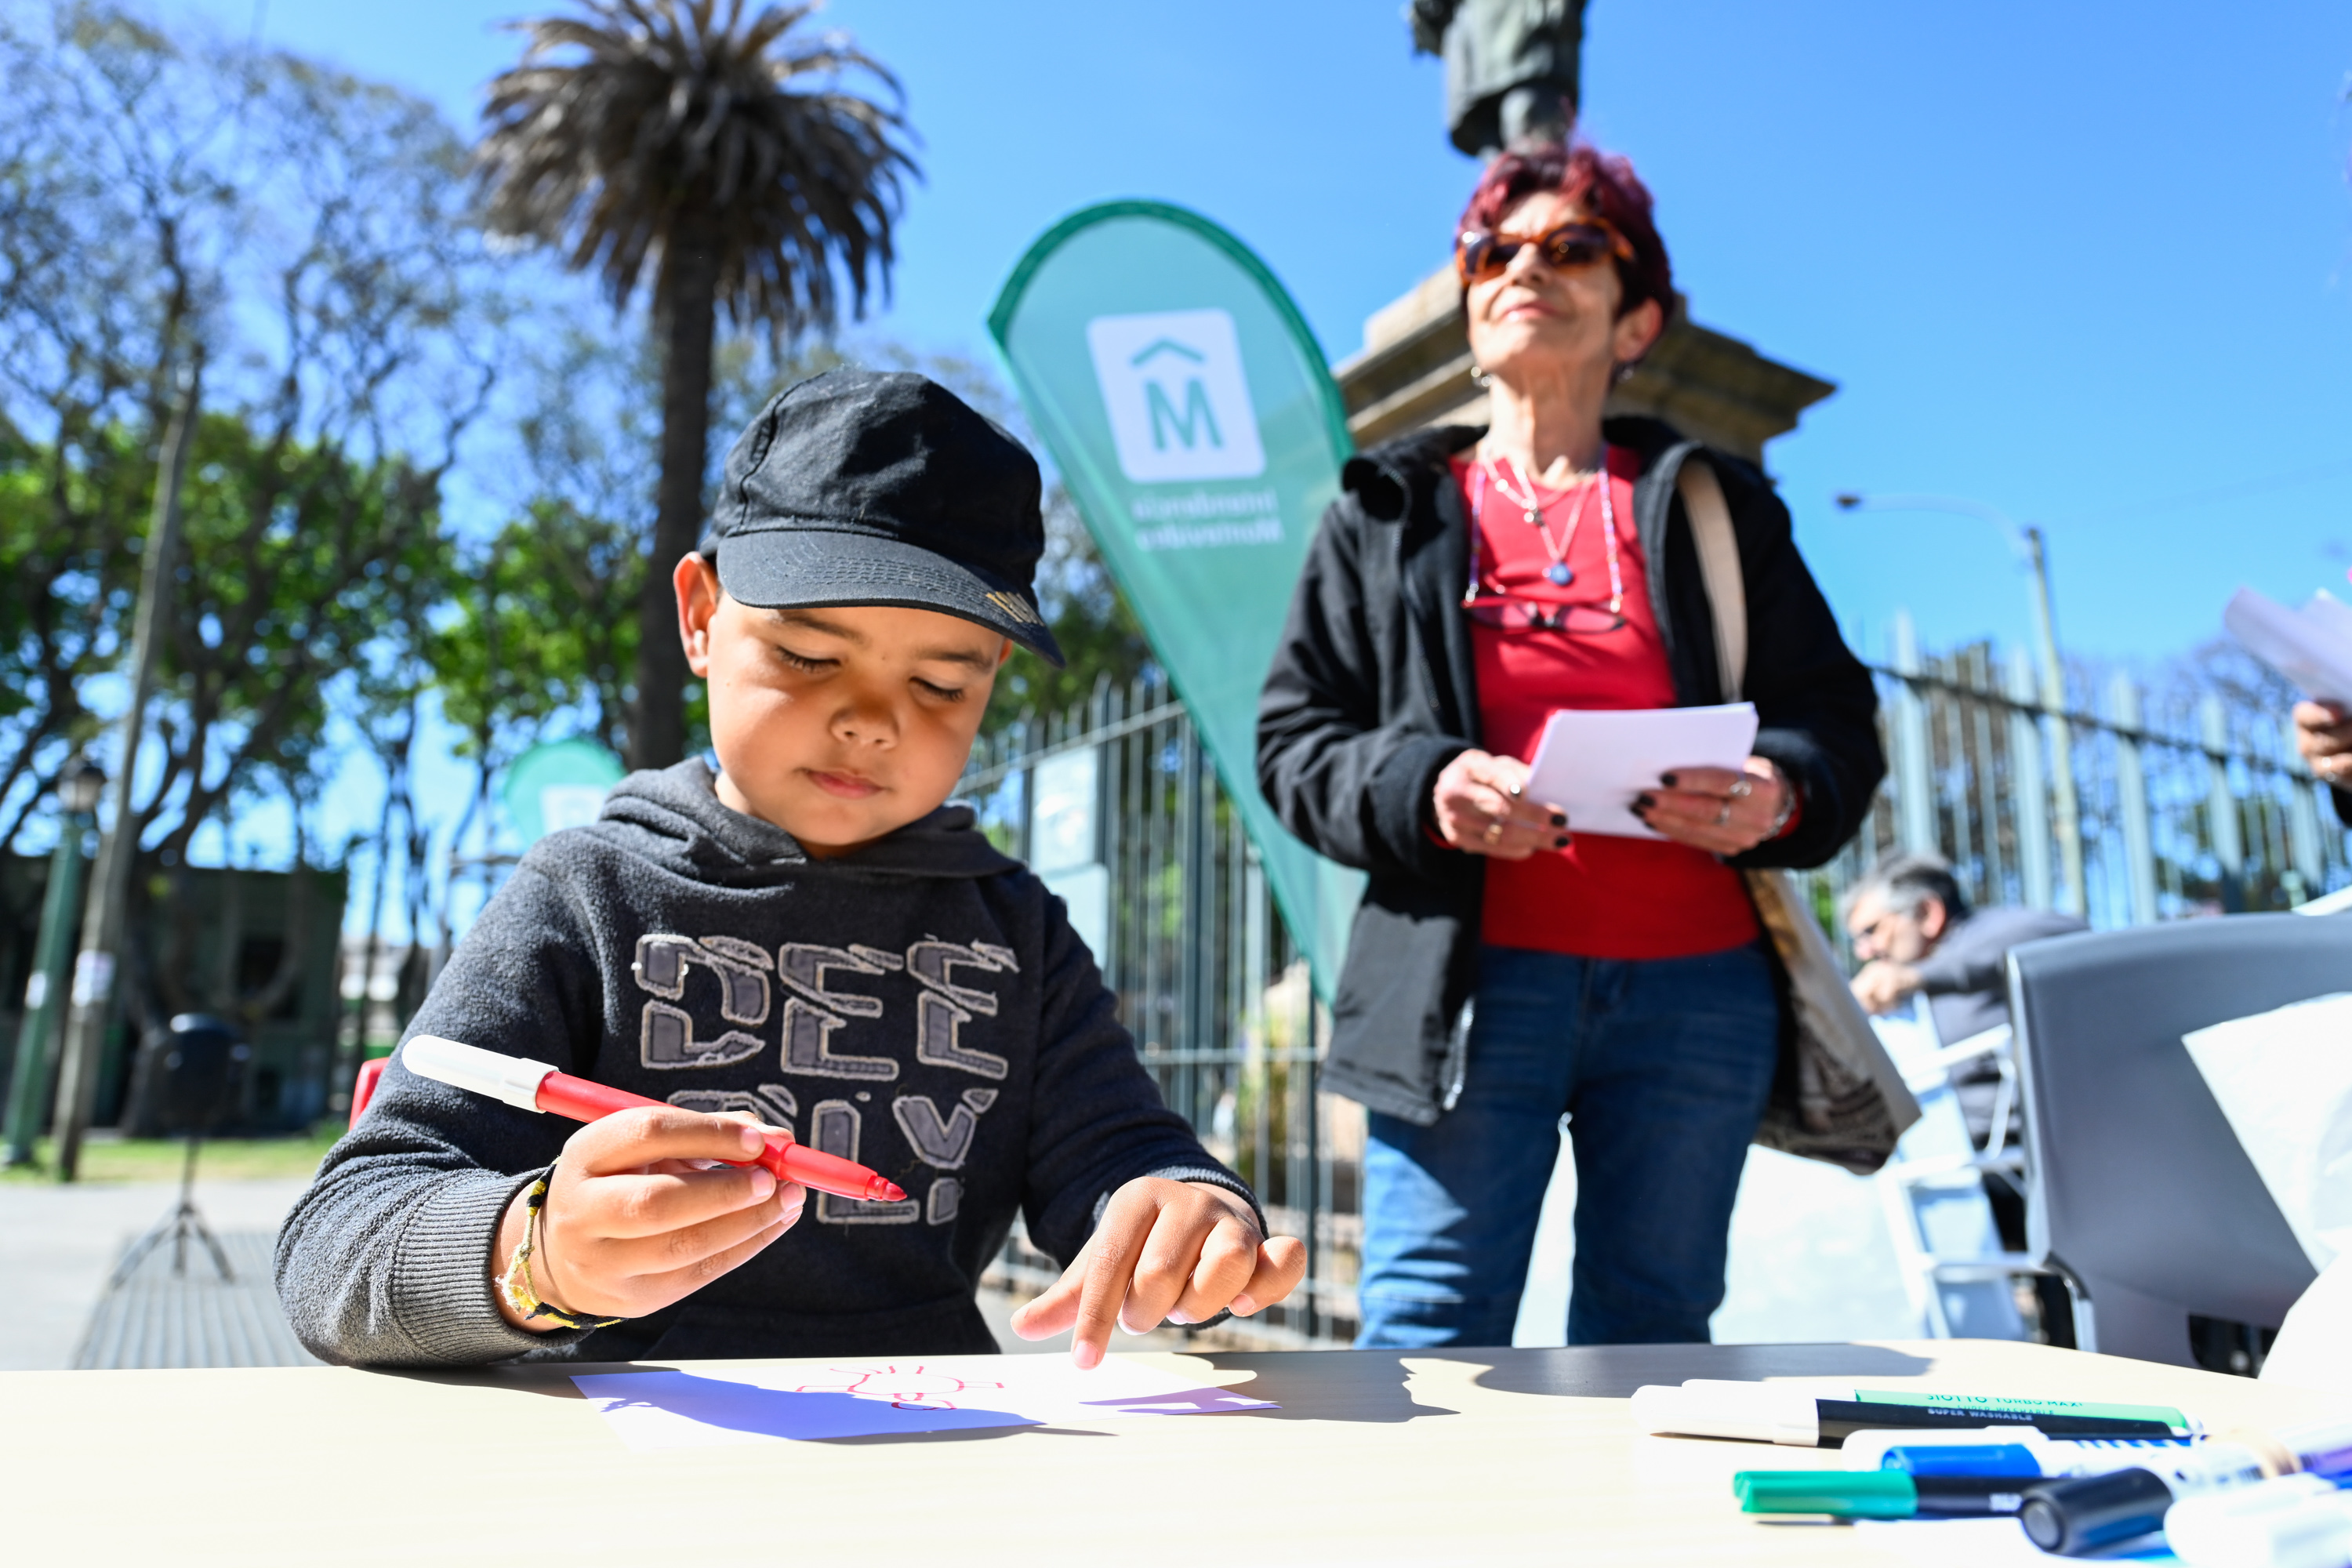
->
[1523, 702, 1759, 840]
[2223, 586, 2352, 706]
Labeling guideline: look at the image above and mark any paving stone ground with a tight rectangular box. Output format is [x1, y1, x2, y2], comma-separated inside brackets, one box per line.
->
[0, 1177, 313, 1370]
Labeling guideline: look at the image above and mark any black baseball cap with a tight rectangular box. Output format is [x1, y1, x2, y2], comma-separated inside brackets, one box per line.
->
[703, 367, 1064, 666]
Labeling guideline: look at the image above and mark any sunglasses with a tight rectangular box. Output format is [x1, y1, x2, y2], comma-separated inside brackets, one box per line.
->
[1454, 220, 1635, 286]
[1460, 594, 1627, 635]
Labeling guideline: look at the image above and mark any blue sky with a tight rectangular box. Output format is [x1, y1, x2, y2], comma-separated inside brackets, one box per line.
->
[147, 0, 2352, 915]
[166, 0, 2352, 663]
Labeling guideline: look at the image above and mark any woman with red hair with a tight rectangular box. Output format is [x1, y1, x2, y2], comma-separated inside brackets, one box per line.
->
[1258, 143, 1882, 1346]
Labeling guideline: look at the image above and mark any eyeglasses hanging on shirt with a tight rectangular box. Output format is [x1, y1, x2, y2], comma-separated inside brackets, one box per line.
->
[1462, 455, 1628, 634]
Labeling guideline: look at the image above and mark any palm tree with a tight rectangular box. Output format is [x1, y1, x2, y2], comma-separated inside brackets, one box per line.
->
[476, 1, 917, 769]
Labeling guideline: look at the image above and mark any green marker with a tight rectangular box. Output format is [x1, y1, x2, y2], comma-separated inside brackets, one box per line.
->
[1736, 1469, 2042, 1519]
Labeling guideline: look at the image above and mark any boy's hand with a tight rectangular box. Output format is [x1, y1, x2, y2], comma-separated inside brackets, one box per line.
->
[492, 1109, 805, 1331]
[1007, 1178, 1308, 1369]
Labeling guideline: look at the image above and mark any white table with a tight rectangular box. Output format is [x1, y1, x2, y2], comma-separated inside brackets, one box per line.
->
[9, 1339, 2348, 1565]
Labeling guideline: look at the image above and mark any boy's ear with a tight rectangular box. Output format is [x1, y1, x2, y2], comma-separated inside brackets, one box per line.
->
[998, 638, 1013, 668]
[675, 553, 722, 677]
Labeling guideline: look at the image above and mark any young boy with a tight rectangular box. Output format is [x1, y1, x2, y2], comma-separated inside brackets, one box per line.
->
[277, 368, 1304, 1368]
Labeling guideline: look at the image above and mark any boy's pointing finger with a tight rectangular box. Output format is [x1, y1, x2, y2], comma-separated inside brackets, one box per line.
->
[1065, 1200, 1152, 1370]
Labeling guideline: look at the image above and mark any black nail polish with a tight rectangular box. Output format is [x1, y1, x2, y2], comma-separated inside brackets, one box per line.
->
[1553, 834, 1571, 849]
[1549, 812, 1567, 828]
[1659, 772, 1679, 787]
[1634, 793, 1655, 811]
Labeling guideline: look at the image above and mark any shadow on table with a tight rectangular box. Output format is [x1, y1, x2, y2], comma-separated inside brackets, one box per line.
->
[372, 1362, 629, 1400]
[1177, 1351, 1465, 1424]
[1474, 1341, 1935, 1399]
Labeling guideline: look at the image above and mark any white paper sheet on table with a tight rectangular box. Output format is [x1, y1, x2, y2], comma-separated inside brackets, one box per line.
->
[2223, 586, 2352, 704]
[1523, 702, 1759, 840]
[2182, 992, 2352, 1272]
[572, 1353, 1276, 1450]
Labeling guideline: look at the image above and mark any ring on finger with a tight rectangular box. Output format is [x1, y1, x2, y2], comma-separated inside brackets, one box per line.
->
[1714, 800, 1733, 826]
[1483, 819, 1504, 844]
[1727, 778, 1753, 799]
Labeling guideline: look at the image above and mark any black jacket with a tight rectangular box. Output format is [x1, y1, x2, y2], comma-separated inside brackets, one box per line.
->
[1255, 417, 1885, 1123]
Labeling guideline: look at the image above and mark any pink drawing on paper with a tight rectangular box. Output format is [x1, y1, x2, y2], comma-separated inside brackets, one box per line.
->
[784, 1363, 1008, 1411]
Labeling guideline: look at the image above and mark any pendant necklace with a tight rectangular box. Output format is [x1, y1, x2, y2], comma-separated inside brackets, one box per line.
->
[1483, 452, 1602, 586]
[1466, 451, 1625, 622]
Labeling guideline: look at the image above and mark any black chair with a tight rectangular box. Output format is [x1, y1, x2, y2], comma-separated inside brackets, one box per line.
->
[2009, 914, 2352, 1367]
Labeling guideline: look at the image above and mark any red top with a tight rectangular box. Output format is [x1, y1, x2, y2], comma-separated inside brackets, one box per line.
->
[1461, 448, 1762, 960]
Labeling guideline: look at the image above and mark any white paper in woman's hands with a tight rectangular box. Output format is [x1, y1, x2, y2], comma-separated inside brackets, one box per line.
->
[1523, 702, 1759, 840]
[2224, 586, 2352, 703]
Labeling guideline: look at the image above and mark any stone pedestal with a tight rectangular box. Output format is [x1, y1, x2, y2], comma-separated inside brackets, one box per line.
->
[1330, 263, 1834, 465]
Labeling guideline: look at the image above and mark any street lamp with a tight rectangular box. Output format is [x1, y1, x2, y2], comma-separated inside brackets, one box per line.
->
[2, 756, 106, 1165]
[1833, 492, 2085, 917]
[59, 757, 106, 815]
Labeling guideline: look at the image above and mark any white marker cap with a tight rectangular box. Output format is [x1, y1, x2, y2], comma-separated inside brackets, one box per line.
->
[2165, 1474, 2348, 1568]
[1628, 1382, 1820, 1446]
[401, 1035, 555, 1112]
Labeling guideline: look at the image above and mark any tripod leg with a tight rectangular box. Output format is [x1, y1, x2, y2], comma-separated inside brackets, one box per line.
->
[107, 1214, 174, 1290]
[174, 1135, 199, 1276]
[186, 1202, 234, 1283]
[179, 1132, 232, 1282]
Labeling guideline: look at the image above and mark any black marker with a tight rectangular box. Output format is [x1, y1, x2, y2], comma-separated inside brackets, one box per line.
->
[1633, 1381, 2192, 1448]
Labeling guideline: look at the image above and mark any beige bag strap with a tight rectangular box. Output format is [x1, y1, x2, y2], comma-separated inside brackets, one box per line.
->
[1675, 452, 1926, 1161]
[1676, 456, 1746, 702]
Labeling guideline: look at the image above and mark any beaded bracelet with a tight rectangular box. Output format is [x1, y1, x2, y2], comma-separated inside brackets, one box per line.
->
[498, 1177, 624, 1332]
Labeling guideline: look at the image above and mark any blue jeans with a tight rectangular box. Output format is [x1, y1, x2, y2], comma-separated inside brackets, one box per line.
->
[1357, 942, 1780, 1348]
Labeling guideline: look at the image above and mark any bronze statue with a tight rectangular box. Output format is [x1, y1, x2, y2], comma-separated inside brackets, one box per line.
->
[1410, 0, 1587, 159]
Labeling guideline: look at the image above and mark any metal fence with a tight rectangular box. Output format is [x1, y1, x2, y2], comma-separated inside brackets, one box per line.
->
[956, 675, 1348, 1345]
[957, 627, 2350, 1346]
[1810, 613, 2350, 931]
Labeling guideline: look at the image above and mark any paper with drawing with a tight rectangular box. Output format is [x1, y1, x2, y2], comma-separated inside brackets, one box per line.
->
[1523, 703, 1759, 840]
[573, 1353, 1276, 1449]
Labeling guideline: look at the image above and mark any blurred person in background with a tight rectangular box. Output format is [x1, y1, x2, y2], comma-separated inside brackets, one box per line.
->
[1257, 140, 1882, 1348]
[1844, 851, 2084, 1334]
[1845, 853, 2086, 1098]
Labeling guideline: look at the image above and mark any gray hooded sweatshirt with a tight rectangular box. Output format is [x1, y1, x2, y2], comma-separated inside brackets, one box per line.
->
[274, 759, 1255, 1367]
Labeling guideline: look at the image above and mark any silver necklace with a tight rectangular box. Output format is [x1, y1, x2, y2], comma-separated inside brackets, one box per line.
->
[1481, 452, 1608, 589]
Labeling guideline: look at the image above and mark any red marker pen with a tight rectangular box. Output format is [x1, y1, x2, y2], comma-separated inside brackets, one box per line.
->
[402, 1035, 906, 1203]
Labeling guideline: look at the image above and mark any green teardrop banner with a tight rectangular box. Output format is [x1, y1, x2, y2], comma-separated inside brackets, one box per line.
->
[989, 201, 1364, 998]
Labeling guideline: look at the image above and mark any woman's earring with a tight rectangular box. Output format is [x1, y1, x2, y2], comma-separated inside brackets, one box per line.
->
[1469, 362, 1491, 390]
